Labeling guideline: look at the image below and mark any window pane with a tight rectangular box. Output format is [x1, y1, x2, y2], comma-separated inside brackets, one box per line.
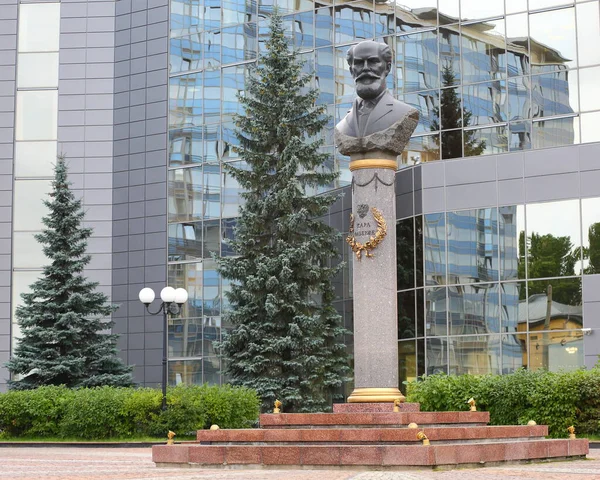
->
[13, 179, 52, 230]
[426, 336, 448, 374]
[169, 128, 203, 167]
[16, 91, 58, 141]
[531, 70, 578, 119]
[577, 1, 600, 67]
[532, 116, 579, 149]
[168, 222, 202, 262]
[501, 282, 526, 333]
[315, 7, 333, 47]
[222, 23, 257, 65]
[334, 4, 373, 44]
[460, 0, 504, 22]
[529, 7, 577, 73]
[529, 331, 583, 372]
[448, 335, 501, 375]
[440, 129, 463, 159]
[582, 197, 600, 275]
[449, 284, 500, 335]
[203, 219, 220, 258]
[168, 359, 202, 386]
[425, 287, 447, 336]
[447, 208, 498, 284]
[168, 167, 203, 222]
[169, 74, 202, 129]
[397, 30, 439, 93]
[400, 134, 440, 165]
[581, 111, 600, 144]
[499, 205, 525, 281]
[464, 125, 508, 157]
[283, 11, 313, 50]
[18, 3, 60, 52]
[424, 213, 446, 285]
[526, 199, 581, 279]
[461, 19, 506, 83]
[506, 13, 530, 77]
[398, 340, 416, 393]
[398, 290, 416, 339]
[169, 317, 203, 358]
[509, 121, 532, 151]
[14, 141, 56, 177]
[506, 0, 527, 15]
[439, 29, 461, 84]
[508, 76, 530, 122]
[397, 218, 415, 290]
[17, 52, 58, 88]
[13, 232, 47, 269]
[527, 278, 582, 329]
[168, 262, 202, 318]
[579, 67, 600, 112]
[462, 81, 506, 126]
[504, 333, 527, 373]
[403, 90, 439, 134]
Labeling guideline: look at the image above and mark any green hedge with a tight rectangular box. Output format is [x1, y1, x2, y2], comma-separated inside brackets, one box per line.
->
[0, 384, 259, 440]
[406, 367, 600, 438]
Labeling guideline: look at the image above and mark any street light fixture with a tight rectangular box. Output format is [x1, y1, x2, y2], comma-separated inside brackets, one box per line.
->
[138, 286, 189, 410]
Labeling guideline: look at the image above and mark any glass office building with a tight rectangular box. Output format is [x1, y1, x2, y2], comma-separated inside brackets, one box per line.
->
[1, 0, 600, 390]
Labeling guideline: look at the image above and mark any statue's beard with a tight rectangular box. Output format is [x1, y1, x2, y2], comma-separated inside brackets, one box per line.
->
[355, 76, 386, 100]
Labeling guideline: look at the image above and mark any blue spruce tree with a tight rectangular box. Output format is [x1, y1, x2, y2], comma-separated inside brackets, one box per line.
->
[217, 11, 351, 413]
[6, 157, 134, 389]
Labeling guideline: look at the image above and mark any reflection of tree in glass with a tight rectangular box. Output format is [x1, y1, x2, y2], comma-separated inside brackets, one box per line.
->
[583, 222, 600, 274]
[397, 219, 415, 339]
[518, 231, 580, 304]
[431, 65, 486, 159]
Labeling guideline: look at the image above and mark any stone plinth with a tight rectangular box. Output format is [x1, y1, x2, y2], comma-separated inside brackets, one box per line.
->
[154, 439, 589, 468]
[333, 402, 420, 413]
[153, 408, 589, 469]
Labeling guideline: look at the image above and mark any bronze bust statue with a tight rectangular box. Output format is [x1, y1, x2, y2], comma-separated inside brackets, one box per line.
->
[335, 40, 419, 158]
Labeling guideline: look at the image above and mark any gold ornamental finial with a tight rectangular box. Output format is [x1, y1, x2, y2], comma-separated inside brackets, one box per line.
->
[416, 431, 430, 446]
[393, 398, 402, 413]
[568, 425, 576, 439]
[467, 398, 476, 412]
[527, 420, 537, 426]
[167, 431, 176, 445]
[210, 424, 220, 430]
[407, 422, 418, 429]
[273, 399, 282, 414]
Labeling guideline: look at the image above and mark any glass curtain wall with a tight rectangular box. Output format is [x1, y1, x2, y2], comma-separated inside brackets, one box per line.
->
[397, 197, 600, 390]
[169, 0, 600, 385]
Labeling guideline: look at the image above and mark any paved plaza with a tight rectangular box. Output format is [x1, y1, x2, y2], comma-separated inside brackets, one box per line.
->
[0, 446, 598, 480]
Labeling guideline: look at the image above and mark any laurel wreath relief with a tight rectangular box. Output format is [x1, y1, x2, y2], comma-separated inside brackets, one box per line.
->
[346, 207, 387, 260]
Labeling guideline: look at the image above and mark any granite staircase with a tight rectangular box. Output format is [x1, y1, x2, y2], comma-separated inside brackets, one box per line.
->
[152, 403, 589, 469]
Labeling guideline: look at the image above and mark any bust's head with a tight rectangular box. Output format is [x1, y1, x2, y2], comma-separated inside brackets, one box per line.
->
[347, 40, 392, 100]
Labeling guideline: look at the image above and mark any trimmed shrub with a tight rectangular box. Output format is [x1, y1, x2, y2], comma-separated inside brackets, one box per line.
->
[406, 367, 600, 438]
[0, 384, 260, 440]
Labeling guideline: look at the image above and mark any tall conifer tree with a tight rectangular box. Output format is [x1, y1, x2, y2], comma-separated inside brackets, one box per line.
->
[6, 157, 133, 389]
[217, 11, 351, 412]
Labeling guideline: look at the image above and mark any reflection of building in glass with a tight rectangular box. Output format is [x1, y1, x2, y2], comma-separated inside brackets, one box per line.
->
[3, 0, 600, 390]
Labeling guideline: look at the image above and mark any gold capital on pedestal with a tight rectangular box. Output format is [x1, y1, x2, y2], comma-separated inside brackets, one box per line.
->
[349, 159, 397, 171]
[347, 387, 406, 403]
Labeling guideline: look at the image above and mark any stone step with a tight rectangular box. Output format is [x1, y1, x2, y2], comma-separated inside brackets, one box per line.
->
[259, 411, 490, 428]
[153, 438, 589, 467]
[196, 425, 548, 444]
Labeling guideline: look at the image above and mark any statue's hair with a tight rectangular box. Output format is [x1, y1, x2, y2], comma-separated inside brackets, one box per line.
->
[347, 41, 393, 66]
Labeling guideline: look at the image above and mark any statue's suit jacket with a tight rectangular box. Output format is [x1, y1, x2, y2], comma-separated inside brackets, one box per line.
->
[336, 90, 414, 139]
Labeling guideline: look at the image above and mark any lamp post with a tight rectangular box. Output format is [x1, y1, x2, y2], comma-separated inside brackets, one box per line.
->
[138, 286, 189, 410]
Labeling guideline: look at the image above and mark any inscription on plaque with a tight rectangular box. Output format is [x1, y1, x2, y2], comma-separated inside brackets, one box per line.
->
[346, 207, 387, 260]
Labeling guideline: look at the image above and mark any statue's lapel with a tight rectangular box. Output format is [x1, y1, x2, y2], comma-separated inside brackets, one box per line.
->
[368, 93, 394, 131]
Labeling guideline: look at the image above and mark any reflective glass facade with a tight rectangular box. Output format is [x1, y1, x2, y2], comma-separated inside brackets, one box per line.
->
[168, 0, 600, 387]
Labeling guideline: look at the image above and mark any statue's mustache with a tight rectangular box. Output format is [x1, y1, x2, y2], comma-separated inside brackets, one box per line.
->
[356, 72, 381, 82]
